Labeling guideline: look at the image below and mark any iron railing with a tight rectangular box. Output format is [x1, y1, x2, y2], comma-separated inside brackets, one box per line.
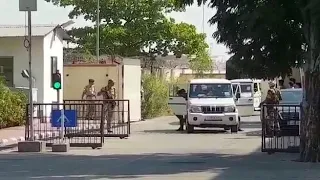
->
[63, 99, 130, 138]
[261, 104, 300, 154]
[25, 103, 105, 148]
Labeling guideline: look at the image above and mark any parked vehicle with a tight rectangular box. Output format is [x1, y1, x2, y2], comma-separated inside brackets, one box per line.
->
[231, 79, 262, 116]
[278, 88, 302, 136]
[168, 79, 240, 133]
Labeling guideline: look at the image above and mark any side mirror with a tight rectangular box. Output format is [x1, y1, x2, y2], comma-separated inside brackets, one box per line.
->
[236, 93, 240, 99]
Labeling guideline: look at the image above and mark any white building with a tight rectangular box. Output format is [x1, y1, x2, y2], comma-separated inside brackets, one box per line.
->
[0, 24, 70, 103]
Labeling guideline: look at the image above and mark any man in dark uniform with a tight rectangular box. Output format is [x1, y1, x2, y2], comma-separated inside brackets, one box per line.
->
[176, 89, 187, 131]
[98, 79, 116, 133]
[278, 80, 286, 89]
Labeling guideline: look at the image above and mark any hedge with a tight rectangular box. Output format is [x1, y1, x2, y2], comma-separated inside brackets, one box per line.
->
[0, 77, 27, 129]
[141, 74, 171, 119]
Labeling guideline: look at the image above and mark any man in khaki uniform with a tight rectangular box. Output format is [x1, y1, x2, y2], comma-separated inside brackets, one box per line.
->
[260, 81, 282, 136]
[82, 79, 96, 120]
[98, 79, 116, 133]
[268, 81, 282, 101]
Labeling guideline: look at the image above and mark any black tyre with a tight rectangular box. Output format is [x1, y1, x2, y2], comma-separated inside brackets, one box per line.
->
[231, 125, 238, 133]
[186, 122, 194, 133]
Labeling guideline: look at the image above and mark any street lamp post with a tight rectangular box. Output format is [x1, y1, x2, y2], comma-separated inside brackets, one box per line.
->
[96, 0, 100, 63]
[19, 0, 37, 141]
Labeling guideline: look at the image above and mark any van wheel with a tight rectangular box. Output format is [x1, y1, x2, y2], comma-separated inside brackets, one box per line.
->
[231, 125, 238, 133]
[187, 122, 194, 133]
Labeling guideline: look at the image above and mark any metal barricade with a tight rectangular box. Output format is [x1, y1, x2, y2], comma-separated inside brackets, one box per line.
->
[63, 99, 130, 139]
[261, 104, 301, 154]
[25, 103, 105, 149]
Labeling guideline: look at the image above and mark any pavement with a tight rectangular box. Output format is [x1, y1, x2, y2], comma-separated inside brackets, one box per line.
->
[0, 112, 261, 147]
[0, 115, 319, 179]
[0, 126, 25, 146]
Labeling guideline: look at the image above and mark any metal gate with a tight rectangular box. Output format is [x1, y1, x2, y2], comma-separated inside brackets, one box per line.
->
[261, 104, 300, 154]
[64, 99, 130, 139]
[25, 103, 105, 148]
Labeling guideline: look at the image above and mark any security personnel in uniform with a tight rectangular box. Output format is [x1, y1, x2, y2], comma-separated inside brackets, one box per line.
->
[98, 79, 116, 133]
[260, 81, 282, 136]
[82, 79, 96, 120]
[176, 89, 187, 131]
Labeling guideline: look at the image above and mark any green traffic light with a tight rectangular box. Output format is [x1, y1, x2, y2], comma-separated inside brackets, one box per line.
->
[53, 82, 61, 89]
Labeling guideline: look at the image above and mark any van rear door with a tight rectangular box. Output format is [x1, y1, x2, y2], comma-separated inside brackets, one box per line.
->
[235, 83, 255, 116]
[253, 82, 262, 111]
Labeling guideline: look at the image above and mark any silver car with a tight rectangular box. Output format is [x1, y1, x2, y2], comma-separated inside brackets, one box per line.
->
[278, 88, 302, 135]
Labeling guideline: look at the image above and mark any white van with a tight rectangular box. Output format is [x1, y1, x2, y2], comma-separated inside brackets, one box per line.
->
[168, 79, 239, 133]
[231, 79, 262, 116]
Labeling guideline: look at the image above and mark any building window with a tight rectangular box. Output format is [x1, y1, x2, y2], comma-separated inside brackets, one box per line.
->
[0, 57, 14, 87]
[51, 57, 58, 87]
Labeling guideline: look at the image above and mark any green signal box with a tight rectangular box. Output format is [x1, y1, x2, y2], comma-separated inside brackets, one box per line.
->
[52, 73, 62, 90]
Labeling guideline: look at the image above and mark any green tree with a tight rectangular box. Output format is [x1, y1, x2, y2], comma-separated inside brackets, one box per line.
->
[178, 0, 320, 162]
[171, 22, 212, 73]
[0, 76, 27, 128]
[141, 74, 169, 118]
[46, 0, 212, 72]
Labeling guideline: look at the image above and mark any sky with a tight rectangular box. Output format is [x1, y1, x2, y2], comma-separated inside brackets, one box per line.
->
[0, 0, 230, 60]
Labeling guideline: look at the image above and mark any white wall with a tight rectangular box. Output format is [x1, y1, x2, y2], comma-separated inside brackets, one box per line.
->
[123, 58, 141, 122]
[43, 31, 64, 103]
[0, 37, 44, 102]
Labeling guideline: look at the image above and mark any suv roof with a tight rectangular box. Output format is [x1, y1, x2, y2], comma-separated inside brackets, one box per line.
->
[280, 88, 302, 92]
[190, 79, 231, 84]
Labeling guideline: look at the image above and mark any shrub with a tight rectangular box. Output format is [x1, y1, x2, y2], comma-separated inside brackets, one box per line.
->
[0, 77, 27, 128]
[141, 74, 170, 119]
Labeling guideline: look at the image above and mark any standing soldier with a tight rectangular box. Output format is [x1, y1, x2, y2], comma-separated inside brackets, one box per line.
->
[269, 81, 282, 101]
[82, 79, 96, 120]
[98, 79, 116, 133]
[176, 89, 187, 131]
[260, 81, 282, 136]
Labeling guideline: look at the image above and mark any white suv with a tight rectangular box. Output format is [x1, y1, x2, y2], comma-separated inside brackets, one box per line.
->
[169, 79, 240, 133]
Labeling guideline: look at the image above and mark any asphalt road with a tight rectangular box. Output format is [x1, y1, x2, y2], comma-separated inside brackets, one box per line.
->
[0, 116, 319, 180]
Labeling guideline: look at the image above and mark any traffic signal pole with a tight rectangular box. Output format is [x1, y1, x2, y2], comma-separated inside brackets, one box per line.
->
[55, 72, 65, 141]
[51, 71, 69, 152]
[57, 89, 65, 141]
